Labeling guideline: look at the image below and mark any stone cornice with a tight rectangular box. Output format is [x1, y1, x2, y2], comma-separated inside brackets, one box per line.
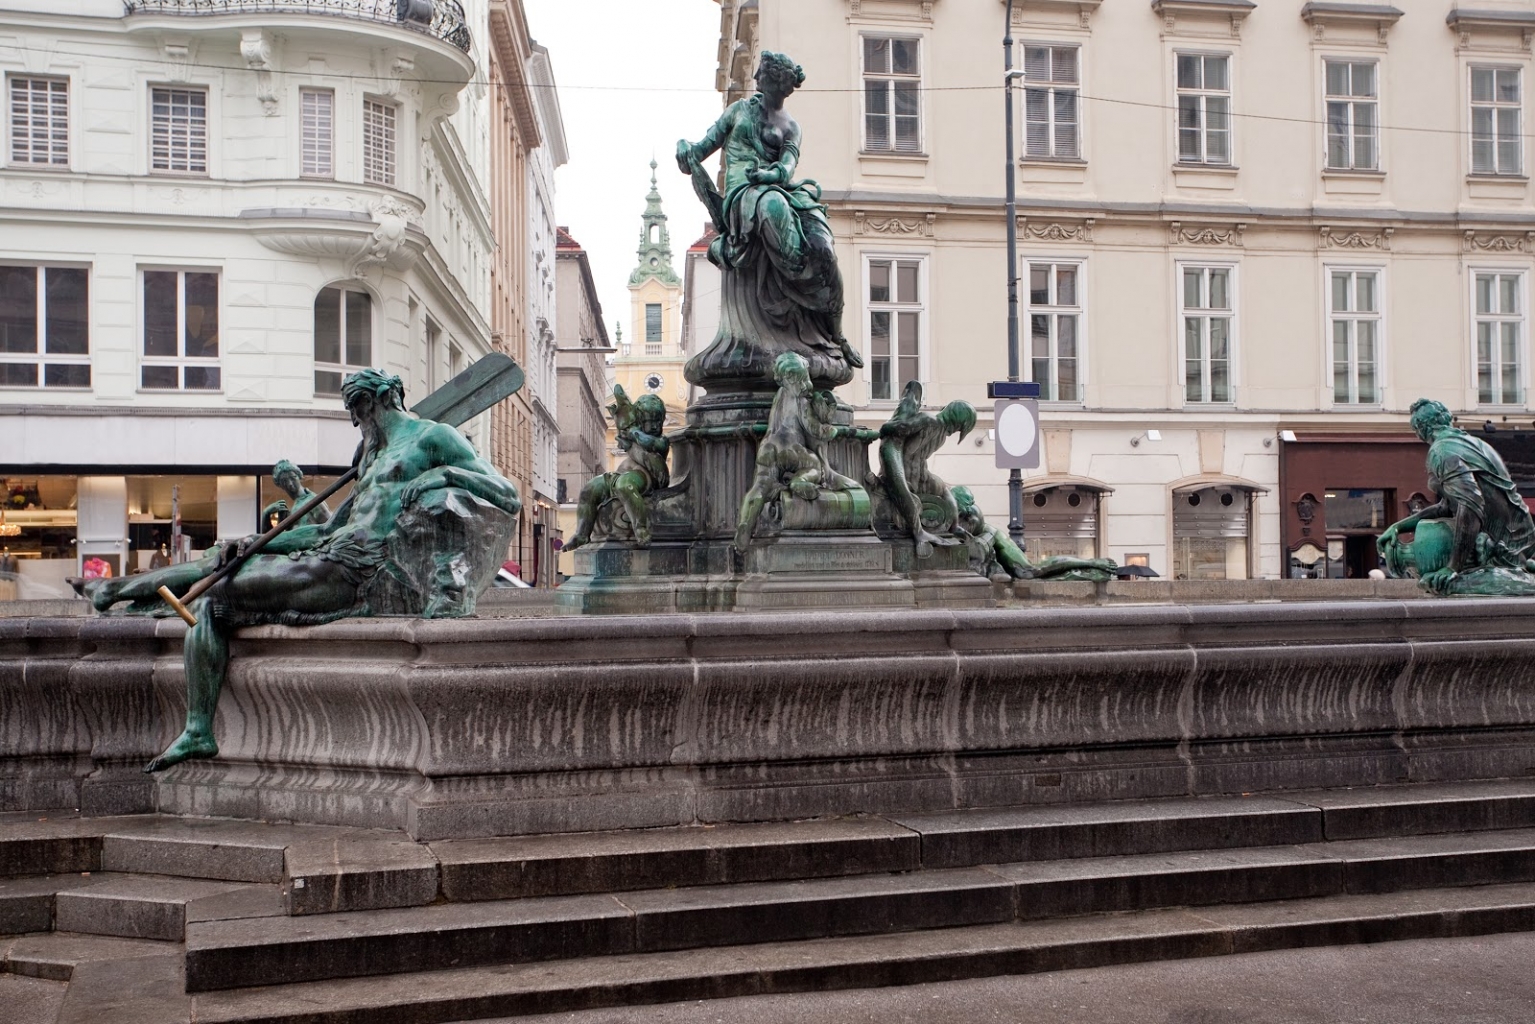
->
[1301, 3, 1404, 43]
[1003, 0, 1104, 30]
[1151, 0, 1256, 37]
[1447, 8, 1535, 51]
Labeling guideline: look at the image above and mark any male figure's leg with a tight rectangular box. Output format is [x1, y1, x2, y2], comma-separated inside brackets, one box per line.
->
[146, 553, 362, 772]
[613, 471, 652, 547]
[567, 475, 612, 549]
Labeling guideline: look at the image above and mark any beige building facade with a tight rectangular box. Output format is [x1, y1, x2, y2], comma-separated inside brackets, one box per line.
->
[554, 226, 611, 577]
[714, 0, 1535, 580]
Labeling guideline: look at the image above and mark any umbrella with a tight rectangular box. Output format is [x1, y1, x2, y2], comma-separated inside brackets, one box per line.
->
[1115, 564, 1161, 578]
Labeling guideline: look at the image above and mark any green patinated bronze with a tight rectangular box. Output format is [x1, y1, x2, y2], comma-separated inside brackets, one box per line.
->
[127, 368, 520, 773]
[735, 352, 866, 551]
[1379, 398, 1535, 596]
[566, 385, 670, 550]
[953, 486, 1118, 582]
[872, 380, 978, 558]
[676, 50, 862, 390]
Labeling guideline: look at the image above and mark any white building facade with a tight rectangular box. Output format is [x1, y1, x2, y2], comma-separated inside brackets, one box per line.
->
[0, 0, 493, 594]
[716, 0, 1535, 581]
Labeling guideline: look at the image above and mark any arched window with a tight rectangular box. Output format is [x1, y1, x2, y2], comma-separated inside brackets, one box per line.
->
[314, 285, 372, 395]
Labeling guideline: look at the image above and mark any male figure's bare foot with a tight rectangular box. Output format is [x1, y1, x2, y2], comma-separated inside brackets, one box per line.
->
[144, 728, 218, 773]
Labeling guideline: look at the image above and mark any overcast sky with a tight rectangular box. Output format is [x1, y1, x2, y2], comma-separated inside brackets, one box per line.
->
[524, 0, 723, 347]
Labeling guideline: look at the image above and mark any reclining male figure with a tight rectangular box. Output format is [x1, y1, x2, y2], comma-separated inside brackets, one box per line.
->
[146, 369, 520, 772]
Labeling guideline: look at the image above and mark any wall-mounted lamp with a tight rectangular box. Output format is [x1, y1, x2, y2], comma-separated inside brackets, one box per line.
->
[1263, 429, 1299, 448]
[1130, 429, 1162, 448]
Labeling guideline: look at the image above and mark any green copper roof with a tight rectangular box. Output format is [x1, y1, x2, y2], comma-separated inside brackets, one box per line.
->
[629, 159, 681, 287]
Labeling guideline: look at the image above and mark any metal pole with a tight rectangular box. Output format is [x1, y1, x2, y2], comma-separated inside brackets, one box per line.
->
[1004, 0, 1024, 546]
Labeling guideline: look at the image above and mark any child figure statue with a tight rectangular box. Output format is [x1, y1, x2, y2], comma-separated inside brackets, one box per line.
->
[566, 385, 670, 550]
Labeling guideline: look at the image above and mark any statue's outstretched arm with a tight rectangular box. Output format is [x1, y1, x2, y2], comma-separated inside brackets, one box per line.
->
[629, 430, 669, 454]
[677, 105, 736, 170]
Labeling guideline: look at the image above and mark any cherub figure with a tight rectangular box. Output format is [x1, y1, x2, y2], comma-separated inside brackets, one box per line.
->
[566, 385, 670, 550]
[874, 380, 977, 557]
[734, 351, 858, 551]
[952, 486, 1117, 582]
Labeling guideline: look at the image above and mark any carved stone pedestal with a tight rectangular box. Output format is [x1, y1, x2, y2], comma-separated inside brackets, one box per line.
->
[889, 540, 996, 608]
[734, 531, 913, 610]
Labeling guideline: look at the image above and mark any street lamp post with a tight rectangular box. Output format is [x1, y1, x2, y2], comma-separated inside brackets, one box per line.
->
[1003, 0, 1025, 545]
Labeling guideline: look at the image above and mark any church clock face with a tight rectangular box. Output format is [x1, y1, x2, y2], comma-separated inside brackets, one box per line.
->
[645, 373, 664, 392]
[649, 256, 659, 268]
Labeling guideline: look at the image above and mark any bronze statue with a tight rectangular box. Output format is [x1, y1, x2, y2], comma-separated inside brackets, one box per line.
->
[873, 380, 977, 557]
[146, 369, 520, 772]
[1379, 398, 1535, 595]
[566, 385, 670, 550]
[677, 50, 861, 388]
[953, 486, 1117, 582]
[735, 352, 859, 551]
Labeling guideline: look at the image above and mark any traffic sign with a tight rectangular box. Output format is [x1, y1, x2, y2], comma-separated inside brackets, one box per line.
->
[994, 398, 1040, 469]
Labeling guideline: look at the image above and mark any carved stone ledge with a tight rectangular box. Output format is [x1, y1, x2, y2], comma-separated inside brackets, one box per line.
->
[1169, 220, 1245, 247]
[240, 28, 277, 115]
[1463, 231, 1535, 254]
[1319, 225, 1392, 251]
[1152, 0, 1255, 38]
[1301, 3, 1403, 45]
[854, 211, 936, 237]
[1017, 216, 1095, 243]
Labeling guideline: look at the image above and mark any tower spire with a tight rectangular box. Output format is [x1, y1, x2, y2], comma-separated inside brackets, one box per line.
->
[630, 160, 680, 287]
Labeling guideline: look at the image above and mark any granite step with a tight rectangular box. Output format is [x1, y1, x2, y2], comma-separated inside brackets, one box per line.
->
[3, 872, 284, 942]
[185, 881, 1535, 1023]
[0, 931, 176, 982]
[181, 826, 1535, 992]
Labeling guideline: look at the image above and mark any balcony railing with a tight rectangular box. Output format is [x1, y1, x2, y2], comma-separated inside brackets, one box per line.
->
[123, 0, 472, 54]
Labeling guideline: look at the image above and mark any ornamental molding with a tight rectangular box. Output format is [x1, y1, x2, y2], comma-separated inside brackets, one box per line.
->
[1447, 9, 1535, 53]
[1151, 0, 1254, 39]
[1169, 220, 1244, 247]
[159, 36, 193, 83]
[1301, 3, 1403, 45]
[1463, 231, 1535, 254]
[1017, 216, 1095, 243]
[239, 28, 277, 115]
[847, 0, 936, 23]
[1003, 0, 1103, 30]
[349, 196, 416, 277]
[854, 210, 936, 236]
[1319, 225, 1392, 250]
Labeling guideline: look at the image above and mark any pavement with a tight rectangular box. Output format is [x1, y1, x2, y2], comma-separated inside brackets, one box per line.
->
[503, 932, 1535, 1024]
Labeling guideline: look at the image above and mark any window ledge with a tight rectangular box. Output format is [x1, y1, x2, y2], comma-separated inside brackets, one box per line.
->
[5, 163, 71, 173]
[1019, 156, 1086, 167]
[1019, 158, 1088, 184]
[1174, 162, 1238, 174]
[1467, 174, 1530, 182]
[859, 150, 929, 160]
[1466, 175, 1529, 200]
[1322, 169, 1386, 196]
[1173, 163, 1239, 191]
[0, 386, 92, 392]
[1322, 168, 1385, 178]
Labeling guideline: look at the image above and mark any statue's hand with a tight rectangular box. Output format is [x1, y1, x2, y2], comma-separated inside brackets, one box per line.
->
[1421, 567, 1457, 595]
[747, 165, 783, 186]
[1376, 527, 1397, 555]
[675, 139, 693, 174]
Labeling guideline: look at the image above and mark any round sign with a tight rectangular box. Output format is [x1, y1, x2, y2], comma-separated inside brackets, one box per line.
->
[997, 401, 1037, 457]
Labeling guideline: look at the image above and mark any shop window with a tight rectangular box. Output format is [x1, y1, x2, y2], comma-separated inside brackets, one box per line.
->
[1023, 486, 1100, 561]
[1173, 486, 1249, 580]
[313, 285, 372, 396]
[0, 264, 89, 388]
[141, 269, 219, 390]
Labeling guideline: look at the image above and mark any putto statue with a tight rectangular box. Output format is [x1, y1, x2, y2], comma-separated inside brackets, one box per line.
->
[1378, 397, 1535, 595]
[676, 50, 862, 389]
[146, 369, 520, 771]
[735, 352, 860, 551]
[873, 380, 978, 557]
[566, 385, 671, 550]
[953, 486, 1118, 582]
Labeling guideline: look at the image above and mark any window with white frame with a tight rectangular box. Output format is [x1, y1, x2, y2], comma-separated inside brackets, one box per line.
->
[645, 303, 662, 355]
[1023, 45, 1080, 160]
[0, 265, 88, 388]
[314, 285, 372, 396]
[150, 86, 207, 173]
[867, 257, 922, 401]
[362, 98, 397, 186]
[1176, 53, 1231, 165]
[862, 37, 921, 153]
[1325, 60, 1377, 171]
[1181, 265, 1233, 404]
[1028, 261, 1081, 402]
[1471, 66, 1522, 176]
[300, 89, 333, 178]
[8, 76, 68, 167]
[1329, 269, 1380, 405]
[1475, 270, 1524, 405]
[141, 269, 219, 391]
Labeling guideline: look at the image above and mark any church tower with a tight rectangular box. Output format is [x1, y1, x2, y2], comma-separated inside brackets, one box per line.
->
[610, 161, 688, 466]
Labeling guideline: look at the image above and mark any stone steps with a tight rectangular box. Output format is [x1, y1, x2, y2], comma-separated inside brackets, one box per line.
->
[185, 881, 1535, 1023]
[181, 824, 1535, 992]
[2, 872, 283, 941]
